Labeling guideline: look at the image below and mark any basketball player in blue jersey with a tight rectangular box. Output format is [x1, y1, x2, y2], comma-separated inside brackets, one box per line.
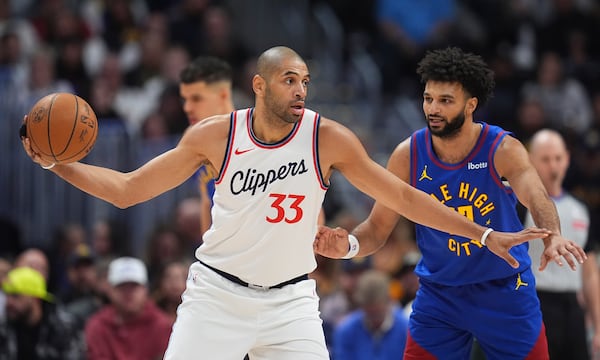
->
[179, 56, 235, 236]
[314, 47, 587, 360]
[21, 46, 564, 359]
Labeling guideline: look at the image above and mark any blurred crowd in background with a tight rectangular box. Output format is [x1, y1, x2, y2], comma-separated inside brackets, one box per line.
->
[1, 0, 600, 358]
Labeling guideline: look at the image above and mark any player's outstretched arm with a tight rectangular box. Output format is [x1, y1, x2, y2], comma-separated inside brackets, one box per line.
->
[495, 135, 586, 270]
[316, 119, 552, 266]
[314, 222, 552, 269]
[21, 114, 229, 209]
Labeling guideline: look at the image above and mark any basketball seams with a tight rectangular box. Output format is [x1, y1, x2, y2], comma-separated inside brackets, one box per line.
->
[57, 99, 98, 163]
[53, 94, 79, 160]
[46, 94, 60, 162]
[28, 94, 56, 159]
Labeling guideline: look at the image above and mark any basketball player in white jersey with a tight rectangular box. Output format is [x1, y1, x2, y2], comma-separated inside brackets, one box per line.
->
[21, 46, 554, 359]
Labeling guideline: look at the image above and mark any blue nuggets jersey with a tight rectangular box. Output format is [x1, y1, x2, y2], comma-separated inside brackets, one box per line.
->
[409, 123, 531, 285]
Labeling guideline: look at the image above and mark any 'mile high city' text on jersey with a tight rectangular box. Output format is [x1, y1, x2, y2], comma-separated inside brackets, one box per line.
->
[196, 108, 328, 286]
[410, 123, 530, 286]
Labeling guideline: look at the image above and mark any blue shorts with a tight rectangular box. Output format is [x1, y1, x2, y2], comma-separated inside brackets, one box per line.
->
[405, 267, 548, 360]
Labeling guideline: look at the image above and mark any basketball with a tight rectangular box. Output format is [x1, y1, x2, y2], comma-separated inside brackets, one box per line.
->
[26, 93, 98, 164]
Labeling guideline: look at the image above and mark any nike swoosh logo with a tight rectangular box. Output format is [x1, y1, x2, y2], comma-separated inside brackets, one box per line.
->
[234, 148, 254, 155]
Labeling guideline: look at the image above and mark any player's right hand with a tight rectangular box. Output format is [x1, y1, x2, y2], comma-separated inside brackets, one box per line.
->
[485, 227, 552, 268]
[314, 226, 351, 259]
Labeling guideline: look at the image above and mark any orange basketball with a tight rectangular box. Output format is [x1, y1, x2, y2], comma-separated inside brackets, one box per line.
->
[26, 93, 98, 164]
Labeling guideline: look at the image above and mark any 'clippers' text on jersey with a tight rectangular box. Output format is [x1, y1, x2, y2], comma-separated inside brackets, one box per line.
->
[230, 160, 309, 195]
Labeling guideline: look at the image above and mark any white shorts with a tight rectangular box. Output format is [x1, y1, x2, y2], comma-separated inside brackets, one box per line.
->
[163, 261, 329, 360]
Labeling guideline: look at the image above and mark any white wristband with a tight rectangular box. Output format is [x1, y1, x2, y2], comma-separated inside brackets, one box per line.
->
[41, 162, 56, 170]
[480, 228, 494, 246]
[342, 234, 360, 259]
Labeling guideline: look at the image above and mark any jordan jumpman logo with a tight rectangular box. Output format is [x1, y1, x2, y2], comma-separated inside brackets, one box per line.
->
[419, 165, 433, 181]
[515, 273, 528, 290]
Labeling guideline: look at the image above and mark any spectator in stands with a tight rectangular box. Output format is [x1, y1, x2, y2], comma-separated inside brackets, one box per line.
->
[393, 251, 421, 318]
[0, 257, 10, 280]
[53, 27, 92, 98]
[61, 243, 104, 331]
[123, 12, 168, 88]
[140, 112, 170, 140]
[333, 269, 409, 359]
[373, 0, 457, 95]
[145, 223, 187, 285]
[85, 256, 172, 360]
[0, 217, 23, 261]
[513, 97, 550, 144]
[90, 218, 131, 262]
[0, 256, 11, 322]
[151, 260, 189, 324]
[48, 223, 86, 294]
[25, 46, 74, 109]
[14, 247, 50, 281]
[339, 257, 373, 312]
[521, 51, 593, 136]
[199, 5, 252, 71]
[0, 267, 85, 359]
[173, 196, 204, 251]
[89, 75, 122, 122]
[156, 84, 188, 135]
[167, 0, 211, 57]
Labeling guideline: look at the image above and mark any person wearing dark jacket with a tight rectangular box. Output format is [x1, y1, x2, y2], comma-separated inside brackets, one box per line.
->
[0, 266, 84, 360]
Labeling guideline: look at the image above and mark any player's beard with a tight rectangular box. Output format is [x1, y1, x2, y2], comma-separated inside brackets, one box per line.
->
[427, 111, 466, 139]
[264, 87, 302, 124]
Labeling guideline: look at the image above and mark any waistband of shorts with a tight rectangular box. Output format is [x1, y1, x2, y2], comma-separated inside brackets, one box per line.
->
[199, 260, 308, 290]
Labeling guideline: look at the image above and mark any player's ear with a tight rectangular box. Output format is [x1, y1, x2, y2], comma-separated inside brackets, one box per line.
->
[252, 74, 264, 96]
[466, 97, 478, 115]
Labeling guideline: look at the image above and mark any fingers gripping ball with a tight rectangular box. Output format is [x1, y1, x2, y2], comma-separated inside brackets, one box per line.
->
[26, 93, 98, 164]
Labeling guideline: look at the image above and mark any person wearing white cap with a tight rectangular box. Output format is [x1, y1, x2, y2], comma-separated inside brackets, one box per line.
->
[84, 257, 172, 360]
[107, 256, 149, 286]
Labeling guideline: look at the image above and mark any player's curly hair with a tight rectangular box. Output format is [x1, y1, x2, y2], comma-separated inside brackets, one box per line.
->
[416, 47, 495, 106]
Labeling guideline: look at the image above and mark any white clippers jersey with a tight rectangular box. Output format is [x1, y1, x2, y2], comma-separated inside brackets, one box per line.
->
[196, 108, 328, 286]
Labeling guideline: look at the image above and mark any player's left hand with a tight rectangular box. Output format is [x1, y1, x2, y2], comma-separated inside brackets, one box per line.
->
[314, 226, 350, 259]
[539, 234, 587, 271]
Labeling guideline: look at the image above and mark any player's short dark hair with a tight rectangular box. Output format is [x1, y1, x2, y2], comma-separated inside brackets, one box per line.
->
[180, 56, 233, 84]
[416, 47, 495, 105]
